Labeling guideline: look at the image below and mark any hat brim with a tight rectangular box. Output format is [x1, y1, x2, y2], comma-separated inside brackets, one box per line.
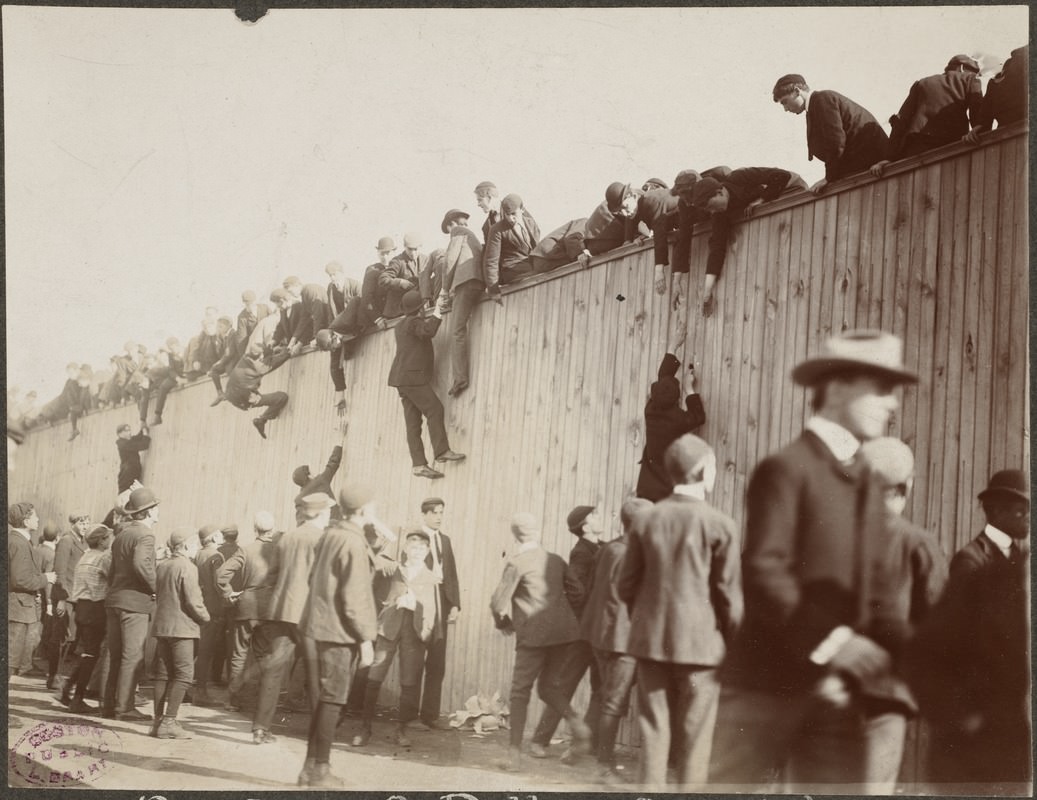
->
[125, 500, 159, 514]
[791, 358, 918, 387]
[978, 487, 1030, 504]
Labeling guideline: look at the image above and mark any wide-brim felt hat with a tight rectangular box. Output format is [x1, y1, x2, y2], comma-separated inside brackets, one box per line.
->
[401, 290, 424, 314]
[791, 330, 918, 387]
[124, 487, 160, 514]
[978, 469, 1029, 503]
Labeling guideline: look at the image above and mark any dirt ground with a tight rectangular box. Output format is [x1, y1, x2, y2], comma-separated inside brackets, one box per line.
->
[7, 673, 640, 793]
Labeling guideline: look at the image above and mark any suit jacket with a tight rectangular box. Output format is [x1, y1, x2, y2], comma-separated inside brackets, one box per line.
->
[293, 445, 343, 525]
[387, 313, 441, 387]
[888, 70, 982, 159]
[224, 355, 267, 410]
[105, 520, 157, 614]
[583, 200, 626, 256]
[564, 537, 601, 620]
[299, 518, 378, 644]
[806, 89, 889, 181]
[420, 528, 461, 616]
[53, 531, 88, 603]
[236, 303, 271, 348]
[624, 188, 678, 267]
[8, 531, 45, 623]
[195, 544, 226, 617]
[360, 263, 388, 325]
[949, 529, 1022, 581]
[380, 253, 428, 319]
[480, 209, 500, 247]
[489, 546, 581, 647]
[153, 554, 209, 638]
[722, 431, 889, 693]
[377, 562, 440, 643]
[217, 537, 280, 621]
[484, 211, 541, 285]
[581, 536, 632, 653]
[268, 521, 324, 625]
[636, 383, 707, 502]
[618, 494, 742, 665]
[443, 225, 485, 292]
[296, 283, 329, 344]
[327, 278, 360, 319]
[703, 167, 796, 278]
[975, 45, 1028, 131]
[117, 432, 151, 492]
[37, 543, 56, 605]
[273, 302, 302, 347]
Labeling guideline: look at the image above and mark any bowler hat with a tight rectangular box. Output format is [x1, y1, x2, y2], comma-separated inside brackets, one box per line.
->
[978, 470, 1029, 504]
[401, 290, 424, 314]
[299, 493, 335, 516]
[124, 487, 160, 514]
[791, 330, 918, 387]
[664, 434, 713, 485]
[376, 236, 396, 252]
[605, 182, 629, 213]
[858, 438, 915, 485]
[8, 502, 34, 528]
[500, 194, 523, 214]
[338, 484, 374, 514]
[772, 73, 807, 101]
[566, 505, 596, 535]
[292, 465, 311, 488]
[671, 170, 702, 195]
[945, 54, 980, 73]
[441, 209, 470, 234]
[642, 177, 668, 191]
[690, 177, 724, 207]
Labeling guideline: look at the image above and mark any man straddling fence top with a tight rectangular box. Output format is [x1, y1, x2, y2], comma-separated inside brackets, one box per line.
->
[709, 329, 919, 794]
[223, 339, 289, 440]
[772, 74, 888, 194]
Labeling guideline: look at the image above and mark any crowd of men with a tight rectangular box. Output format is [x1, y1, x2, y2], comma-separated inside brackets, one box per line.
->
[12, 46, 1027, 447]
[7, 47, 1031, 792]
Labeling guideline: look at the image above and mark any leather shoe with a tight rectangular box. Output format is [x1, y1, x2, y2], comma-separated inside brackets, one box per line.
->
[350, 728, 371, 747]
[412, 465, 444, 480]
[252, 418, 267, 439]
[435, 450, 466, 463]
[391, 726, 412, 747]
[69, 699, 96, 715]
[155, 718, 192, 739]
[116, 709, 152, 722]
[528, 742, 549, 759]
[252, 729, 277, 744]
[419, 717, 447, 731]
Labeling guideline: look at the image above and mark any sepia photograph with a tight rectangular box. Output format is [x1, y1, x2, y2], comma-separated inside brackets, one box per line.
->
[4, 3, 1031, 796]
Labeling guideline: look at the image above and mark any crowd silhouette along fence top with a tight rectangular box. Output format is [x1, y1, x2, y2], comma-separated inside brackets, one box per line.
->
[9, 122, 1028, 754]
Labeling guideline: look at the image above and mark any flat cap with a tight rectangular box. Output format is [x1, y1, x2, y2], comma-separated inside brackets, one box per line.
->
[500, 194, 523, 213]
[8, 502, 34, 527]
[566, 505, 595, 535]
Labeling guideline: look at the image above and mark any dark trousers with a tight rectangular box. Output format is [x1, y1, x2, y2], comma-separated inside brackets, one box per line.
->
[396, 385, 450, 467]
[595, 648, 638, 767]
[227, 619, 258, 693]
[251, 620, 297, 732]
[103, 607, 150, 715]
[708, 684, 908, 793]
[194, 617, 223, 690]
[419, 622, 448, 724]
[636, 659, 719, 789]
[307, 642, 360, 764]
[68, 605, 106, 701]
[449, 280, 484, 391]
[531, 638, 602, 747]
[509, 641, 581, 749]
[253, 391, 288, 423]
[152, 374, 177, 417]
[153, 637, 195, 720]
[365, 624, 427, 724]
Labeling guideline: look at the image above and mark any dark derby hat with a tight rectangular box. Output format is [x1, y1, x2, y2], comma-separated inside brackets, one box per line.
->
[978, 470, 1029, 504]
[124, 487, 160, 514]
[440, 209, 470, 234]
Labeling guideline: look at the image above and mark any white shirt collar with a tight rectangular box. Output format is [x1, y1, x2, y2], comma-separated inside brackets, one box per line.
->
[422, 524, 439, 541]
[673, 484, 706, 500]
[983, 524, 1015, 557]
[806, 416, 861, 463]
[515, 540, 540, 554]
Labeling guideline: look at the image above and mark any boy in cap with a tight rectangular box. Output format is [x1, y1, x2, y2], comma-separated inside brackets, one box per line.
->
[439, 210, 486, 397]
[223, 339, 290, 440]
[605, 181, 678, 295]
[381, 233, 428, 319]
[350, 529, 439, 748]
[61, 524, 113, 712]
[904, 467, 1030, 789]
[490, 513, 591, 772]
[103, 487, 160, 723]
[291, 445, 343, 525]
[359, 236, 397, 329]
[151, 527, 209, 738]
[583, 497, 653, 783]
[772, 74, 888, 193]
[297, 484, 378, 788]
[870, 55, 982, 175]
[9, 503, 54, 677]
[711, 330, 918, 792]
[689, 167, 807, 315]
[484, 194, 540, 291]
[473, 180, 502, 245]
[528, 504, 604, 762]
[387, 289, 466, 479]
[636, 353, 706, 501]
[116, 421, 151, 492]
[618, 434, 742, 790]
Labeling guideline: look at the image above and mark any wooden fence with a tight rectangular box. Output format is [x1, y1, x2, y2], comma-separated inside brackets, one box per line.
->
[8, 124, 1028, 754]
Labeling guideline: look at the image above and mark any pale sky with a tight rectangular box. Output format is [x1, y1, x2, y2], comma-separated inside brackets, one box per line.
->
[4, 5, 1029, 401]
